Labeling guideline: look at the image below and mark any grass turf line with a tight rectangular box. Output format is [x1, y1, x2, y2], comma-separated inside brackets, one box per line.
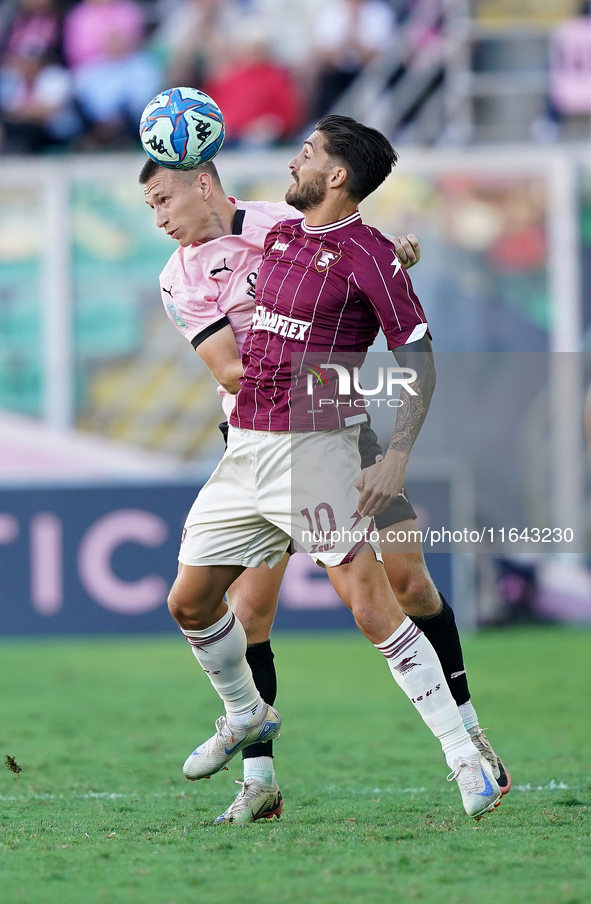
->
[0, 627, 590, 904]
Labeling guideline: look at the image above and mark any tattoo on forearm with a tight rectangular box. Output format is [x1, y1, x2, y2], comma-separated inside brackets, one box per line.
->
[388, 342, 436, 455]
[389, 390, 428, 454]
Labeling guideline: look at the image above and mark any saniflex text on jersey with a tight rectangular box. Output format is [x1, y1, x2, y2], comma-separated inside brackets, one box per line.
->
[251, 305, 312, 340]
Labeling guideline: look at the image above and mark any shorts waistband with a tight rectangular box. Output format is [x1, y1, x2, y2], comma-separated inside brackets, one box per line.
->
[231, 426, 291, 437]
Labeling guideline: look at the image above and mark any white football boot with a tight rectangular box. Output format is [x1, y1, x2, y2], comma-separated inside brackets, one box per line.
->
[215, 779, 283, 825]
[183, 704, 281, 781]
[447, 753, 502, 819]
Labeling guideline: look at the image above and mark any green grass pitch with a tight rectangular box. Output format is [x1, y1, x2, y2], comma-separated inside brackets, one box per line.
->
[0, 627, 590, 904]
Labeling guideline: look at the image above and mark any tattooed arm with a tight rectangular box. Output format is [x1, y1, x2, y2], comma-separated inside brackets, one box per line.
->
[355, 335, 435, 517]
[387, 334, 435, 454]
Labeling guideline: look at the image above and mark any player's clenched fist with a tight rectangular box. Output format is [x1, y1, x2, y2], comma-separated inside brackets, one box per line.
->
[392, 233, 421, 268]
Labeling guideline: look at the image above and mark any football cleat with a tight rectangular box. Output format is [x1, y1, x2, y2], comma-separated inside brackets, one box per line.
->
[183, 704, 281, 781]
[468, 726, 512, 795]
[447, 753, 502, 819]
[214, 779, 283, 825]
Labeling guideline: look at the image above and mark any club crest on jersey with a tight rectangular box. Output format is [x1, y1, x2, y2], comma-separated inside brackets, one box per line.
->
[314, 248, 342, 271]
[252, 305, 311, 340]
[165, 302, 186, 329]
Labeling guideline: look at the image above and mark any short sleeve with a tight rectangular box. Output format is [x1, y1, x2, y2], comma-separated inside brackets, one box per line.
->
[159, 252, 228, 347]
[354, 233, 429, 348]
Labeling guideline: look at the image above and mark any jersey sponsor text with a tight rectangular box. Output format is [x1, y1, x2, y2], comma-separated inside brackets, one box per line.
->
[251, 305, 311, 340]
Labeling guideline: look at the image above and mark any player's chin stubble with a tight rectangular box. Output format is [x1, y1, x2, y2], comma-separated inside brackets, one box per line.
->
[285, 173, 327, 211]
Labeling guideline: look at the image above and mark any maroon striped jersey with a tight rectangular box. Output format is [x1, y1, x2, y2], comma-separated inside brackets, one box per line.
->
[229, 210, 429, 432]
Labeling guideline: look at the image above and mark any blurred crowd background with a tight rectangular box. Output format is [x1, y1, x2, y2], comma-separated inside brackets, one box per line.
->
[3, 0, 591, 154]
[1, 0, 591, 634]
[0, 0, 399, 154]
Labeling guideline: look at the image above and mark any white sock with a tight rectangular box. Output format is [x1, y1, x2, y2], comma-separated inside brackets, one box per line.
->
[375, 618, 479, 769]
[458, 700, 479, 732]
[226, 702, 265, 727]
[243, 755, 275, 786]
[183, 609, 262, 717]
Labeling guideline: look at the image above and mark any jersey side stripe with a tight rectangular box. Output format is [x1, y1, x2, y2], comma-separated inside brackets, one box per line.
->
[266, 234, 310, 428]
[301, 239, 340, 428]
[272, 235, 312, 428]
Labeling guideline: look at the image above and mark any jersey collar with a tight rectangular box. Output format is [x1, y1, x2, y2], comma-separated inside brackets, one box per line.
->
[301, 210, 361, 235]
[232, 208, 246, 235]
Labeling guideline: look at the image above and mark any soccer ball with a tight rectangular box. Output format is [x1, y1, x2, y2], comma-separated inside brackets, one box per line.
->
[139, 87, 225, 170]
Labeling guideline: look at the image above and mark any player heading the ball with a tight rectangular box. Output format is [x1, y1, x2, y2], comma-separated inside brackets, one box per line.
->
[140, 87, 225, 170]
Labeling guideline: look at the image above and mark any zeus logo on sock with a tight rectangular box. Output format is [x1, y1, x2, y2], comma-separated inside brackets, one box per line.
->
[411, 684, 441, 704]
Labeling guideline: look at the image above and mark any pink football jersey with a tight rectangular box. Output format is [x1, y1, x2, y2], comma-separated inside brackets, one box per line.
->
[230, 211, 429, 432]
[159, 198, 296, 418]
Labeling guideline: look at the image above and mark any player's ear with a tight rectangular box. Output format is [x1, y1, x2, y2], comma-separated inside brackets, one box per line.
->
[329, 166, 348, 190]
[196, 172, 213, 199]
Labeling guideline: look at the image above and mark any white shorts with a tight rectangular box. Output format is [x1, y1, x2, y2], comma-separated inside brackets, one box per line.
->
[179, 425, 382, 570]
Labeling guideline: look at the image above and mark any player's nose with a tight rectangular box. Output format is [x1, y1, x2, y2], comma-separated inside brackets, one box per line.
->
[155, 208, 168, 228]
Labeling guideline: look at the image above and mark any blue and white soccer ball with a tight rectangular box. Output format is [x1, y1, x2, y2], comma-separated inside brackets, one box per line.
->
[139, 87, 225, 169]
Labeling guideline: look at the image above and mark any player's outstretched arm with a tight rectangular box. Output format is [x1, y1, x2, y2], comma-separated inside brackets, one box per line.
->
[355, 335, 435, 517]
[390, 234, 421, 269]
[194, 323, 244, 394]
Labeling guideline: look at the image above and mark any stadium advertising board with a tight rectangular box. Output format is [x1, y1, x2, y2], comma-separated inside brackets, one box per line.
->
[0, 481, 452, 635]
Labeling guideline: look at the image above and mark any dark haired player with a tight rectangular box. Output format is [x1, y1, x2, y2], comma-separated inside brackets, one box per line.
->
[141, 117, 508, 824]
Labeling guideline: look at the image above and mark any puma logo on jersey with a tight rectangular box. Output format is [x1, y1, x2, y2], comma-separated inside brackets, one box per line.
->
[314, 249, 341, 271]
[273, 240, 290, 252]
[210, 258, 234, 276]
[252, 305, 311, 340]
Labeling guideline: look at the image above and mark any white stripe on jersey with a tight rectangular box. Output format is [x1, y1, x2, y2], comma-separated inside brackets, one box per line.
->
[349, 235, 402, 333]
[249, 231, 311, 430]
[349, 231, 426, 343]
[302, 242, 352, 430]
[301, 210, 361, 234]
